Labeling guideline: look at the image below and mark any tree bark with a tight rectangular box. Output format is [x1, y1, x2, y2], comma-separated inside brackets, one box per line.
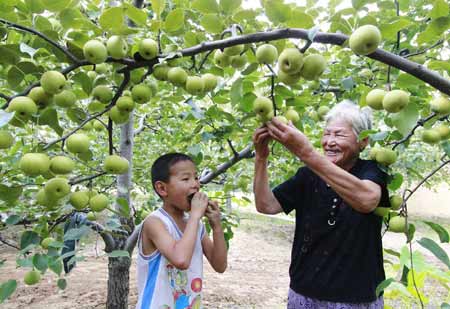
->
[106, 256, 132, 309]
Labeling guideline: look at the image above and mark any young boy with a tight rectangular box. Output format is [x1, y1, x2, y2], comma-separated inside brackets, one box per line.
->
[136, 153, 228, 309]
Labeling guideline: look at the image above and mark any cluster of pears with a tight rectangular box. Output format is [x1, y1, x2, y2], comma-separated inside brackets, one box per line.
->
[213, 44, 248, 69]
[252, 97, 300, 125]
[373, 194, 408, 233]
[69, 189, 109, 213]
[366, 89, 410, 113]
[6, 71, 74, 128]
[369, 146, 397, 166]
[421, 123, 450, 144]
[253, 43, 327, 85]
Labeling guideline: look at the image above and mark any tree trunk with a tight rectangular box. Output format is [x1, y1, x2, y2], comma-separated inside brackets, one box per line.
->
[106, 256, 132, 309]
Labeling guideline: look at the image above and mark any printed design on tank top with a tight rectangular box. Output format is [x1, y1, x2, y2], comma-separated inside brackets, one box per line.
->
[164, 264, 202, 309]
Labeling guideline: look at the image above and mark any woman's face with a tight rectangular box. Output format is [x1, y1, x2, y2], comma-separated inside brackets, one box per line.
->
[321, 118, 365, 170]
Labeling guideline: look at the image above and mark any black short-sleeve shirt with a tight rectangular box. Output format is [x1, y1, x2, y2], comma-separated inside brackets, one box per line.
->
[273, 159, 390, 303]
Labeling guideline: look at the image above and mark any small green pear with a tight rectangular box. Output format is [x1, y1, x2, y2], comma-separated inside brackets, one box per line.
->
[106, 35, 128, 60]
[49, 156, 75, 174]
[66, 133, 90, 154]
[90, 193, 109, 212]
[278, 48, 304, 75]
[104, 154, 129, 174]
[28, 87, 53, 108]
[388, 216, 407, 233]
[20, 153, 50, 176]
[168, 67, 188, 86]
[131, 84, 152, 104]
[213, 50, 231, 68]
[44, 177, 71, 200]
[390, 195, 403, 210]
[202, 73, 218, 92]
[40, 71, 66, 95]
[109, 106, 130, 124]
[92, 85, 113, 104]
[139, 38, 158, 60]
[69, 191, 90, 210]
[0, 131, 14, 149]
[382, 90, 409, 113]
[83, 39, 108, 64]
[255, 44, 278, 65]
[430, 97, 450, 116]
[285, 108, 300, 123]
[224, 44, 244, 56]
[366, 89, 386, 110]
[24, 270, 41, 285]
[421, 129, 441, 144]
[375, 147, 397, 166]
[299, 54, 326, 80]
[253, 97, 273, 117]
[116, 96, 135, 113]
[185, 76, 205, 95]
[54, 90, 77, 108]
[349, 25, 381, 55]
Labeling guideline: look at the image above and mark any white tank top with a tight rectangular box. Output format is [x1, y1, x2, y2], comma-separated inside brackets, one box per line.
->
[136, 208, 205, 309]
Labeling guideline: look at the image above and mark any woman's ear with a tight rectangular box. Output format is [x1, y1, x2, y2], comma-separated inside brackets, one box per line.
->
[154, 181, 168, 197]
[359, 137, 369, 151]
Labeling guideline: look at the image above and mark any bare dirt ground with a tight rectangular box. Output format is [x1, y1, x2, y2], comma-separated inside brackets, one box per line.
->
[1, 185, 449, 308]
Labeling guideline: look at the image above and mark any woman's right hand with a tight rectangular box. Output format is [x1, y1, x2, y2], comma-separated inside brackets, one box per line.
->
[253, 126, 271, 160]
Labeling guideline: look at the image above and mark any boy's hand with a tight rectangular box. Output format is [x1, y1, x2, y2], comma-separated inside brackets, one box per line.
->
[205, 200, 222, 230]
[190, 192, 208, 219]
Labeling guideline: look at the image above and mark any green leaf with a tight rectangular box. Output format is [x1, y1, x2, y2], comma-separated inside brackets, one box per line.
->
[429, 0, 449, 19]
[48, 259, 62, 276]
[20, 231, 40, 250]
[341, 77, 354, 90]
[123, 3, 147, 26]
[263, 0, 291, 24]
[151, 0, 166, 17]
[417, 17, 450, 45]
[41, 0, 71, 12]
[164, 9, 184, 33]
[390, 102, 419, 137]
[7, 66, 24, 88]
[388, 173, 403, 191]
[107, 250, 130, 258]
[286, 9, 314, 29]
[442, 303, 450, 309]
[240, 92, 256, 113]
[0, 110, 15, 128]
[71, 72, 92, 95]
[427, 60, 450, 75]
[99, 7, 125, 32]
[57, 278, 67, 290]
[37, 108, 64, 136]
[0, 185, 23, 204]
[418, 237, 450, 269]
[442, 141, 450, 157]
[406, 223, 415, 243]
[116, 197, 130, 218]
[63, 226, 91, 241]
[200, 14, 224, 34]
[5, 214, 21, 225]
[375, 277, 394, 296]
[192, 0, 220, 14]
[230, 78, 243, 106]
[380, 17, 412, 41]
[32, 253, 48, 272]
[220, 0, 241, 13]
[0, 280, 17, 304]
[423, 221, 450, 243]
[241, 62, 258, 75]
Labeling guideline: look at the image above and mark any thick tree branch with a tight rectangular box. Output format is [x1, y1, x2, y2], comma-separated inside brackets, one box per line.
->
[0, 234, 20, 250]
[86, 220, 116, 252]
[0, 18, 80, 63]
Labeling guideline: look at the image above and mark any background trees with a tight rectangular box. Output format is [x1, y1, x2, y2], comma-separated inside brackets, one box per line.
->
[0, 0, 449, 308]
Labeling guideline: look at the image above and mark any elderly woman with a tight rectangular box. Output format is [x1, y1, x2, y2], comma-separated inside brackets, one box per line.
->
[253, 101, 389, 308]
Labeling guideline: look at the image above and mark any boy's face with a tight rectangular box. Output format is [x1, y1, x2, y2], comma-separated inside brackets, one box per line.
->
[157, 160, 200, 211]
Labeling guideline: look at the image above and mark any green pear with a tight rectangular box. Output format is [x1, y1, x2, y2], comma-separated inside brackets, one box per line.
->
[69, 191, 90, 210]
[278, 70, 301, 85]
[24, 270, 41, 285]
[202, 73, 218, 92]
[89, 193, 109, 212]
[375, 147, 397, 166]
[131, 84, 152, 104]
[388, 216, 407, 233]
[109, 106, 130, 124]
[7, 96, 38, 124]
[83, 39, 108, 64]
[20, 153, 50, 176]
[257, 110, 274, 123]
[318, 106, 330, 120]
[373, 207, 390, 217]
[36, 188, 59, 209]
[88, 100, 105, 113]
[358, 68, 373, 80]
[168, 67, 188, 86]
[106, 35, 128, 60]
[421, 129, 441, 144]
[87, 71, 97, 80]
[255, 44, 278, 65]
[349, 25, 381, 55]
[368, 147, 380, 160]
[92, 85, 113, 104]
[185, 76, 205, 95]
[273, 115, 288, 124]
[253, 97, 273, 116]
[278, 48, 304, 75]
[28, 87, 53, 108]
[390, 195, 403, 210]
[54, 90, 77, 108]
[93, 119, 105, 131]
[213, 50, 231, 68]
[41, 237, 55, 249]
[116, 96, 135, 113]
[40, 71, 66, 95]
[66, 133, 90, 153]
[224, 44, 244, 56]
[49, 156, 75, 174]
[44, 177, 71, 200]
[0, 131, 14, 149]
[299, 54, 326, 80]
[430, 97, 450, 115]
[95, 63, 109, 74]
[139, 38, 158, 60]
[104, 154, 129, 174]
[153, 63, 170, 81]
[436, 124, 450, 140]
[366, 89, 386, 110]
[230, 54, 248, 69]
[285, 108, 300, 123]
[309, 110, 319, 122]
[382, 90, 409, 113]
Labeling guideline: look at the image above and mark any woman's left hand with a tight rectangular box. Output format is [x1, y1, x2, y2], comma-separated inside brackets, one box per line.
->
[266, 118, 315, 160]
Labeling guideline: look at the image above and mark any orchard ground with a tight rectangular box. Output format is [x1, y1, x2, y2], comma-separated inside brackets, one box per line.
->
[1, 184, 450, 308]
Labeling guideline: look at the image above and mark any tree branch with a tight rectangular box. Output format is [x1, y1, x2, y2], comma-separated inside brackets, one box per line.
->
[390, 112, 438, 149]
[69, 171, 108, 186]
[404, 40, 444, 58]
[0, 234, 20, 250]
[0, 18, 80, 63]
[86, 220, 115, 253]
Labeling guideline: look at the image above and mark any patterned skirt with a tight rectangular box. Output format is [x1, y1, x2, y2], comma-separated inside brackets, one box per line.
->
[287, 288, 384, 309]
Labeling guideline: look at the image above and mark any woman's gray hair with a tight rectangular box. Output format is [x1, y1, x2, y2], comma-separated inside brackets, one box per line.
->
[324, 100, 373, 139]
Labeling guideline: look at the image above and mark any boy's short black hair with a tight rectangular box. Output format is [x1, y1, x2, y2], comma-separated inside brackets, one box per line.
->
[151, 153, 194, 195]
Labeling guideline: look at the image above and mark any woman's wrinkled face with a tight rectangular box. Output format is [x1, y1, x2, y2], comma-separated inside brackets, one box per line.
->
[321, 119, 364, 170]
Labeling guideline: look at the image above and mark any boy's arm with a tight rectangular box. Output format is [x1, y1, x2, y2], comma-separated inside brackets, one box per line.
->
[202, 201, 227, 273]
[143, 192, 208, 270]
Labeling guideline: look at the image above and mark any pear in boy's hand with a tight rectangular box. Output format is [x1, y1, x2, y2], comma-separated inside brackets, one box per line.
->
[190, 192, 208, 219]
